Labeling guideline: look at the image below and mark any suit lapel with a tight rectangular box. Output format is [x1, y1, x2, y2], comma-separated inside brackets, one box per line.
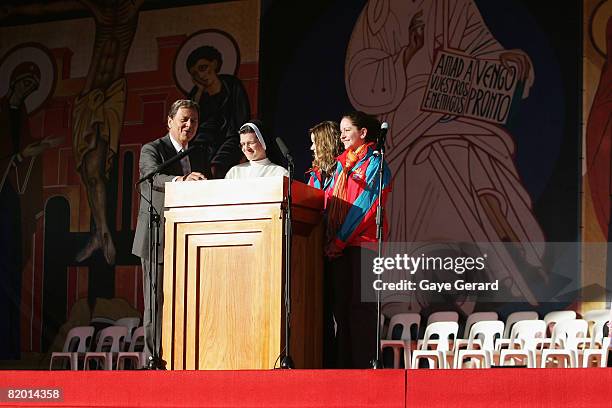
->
[161, 134, 210, 177]
[160, 134, 184, 176]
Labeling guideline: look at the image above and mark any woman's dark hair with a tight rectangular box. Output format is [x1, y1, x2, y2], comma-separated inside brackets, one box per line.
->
[342, 111, 380, 143]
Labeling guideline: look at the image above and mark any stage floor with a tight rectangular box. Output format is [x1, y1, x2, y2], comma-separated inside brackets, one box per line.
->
[0, 368, 609, 407]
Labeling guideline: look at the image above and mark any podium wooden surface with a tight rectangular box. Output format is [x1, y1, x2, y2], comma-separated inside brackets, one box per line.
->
[161, 176, 324, 370]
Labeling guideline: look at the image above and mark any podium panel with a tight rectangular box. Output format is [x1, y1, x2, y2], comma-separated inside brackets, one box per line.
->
[161, 177, 324, 369]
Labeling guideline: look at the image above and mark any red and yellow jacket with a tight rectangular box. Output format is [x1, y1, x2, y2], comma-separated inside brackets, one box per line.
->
[325, 144, 391, 250]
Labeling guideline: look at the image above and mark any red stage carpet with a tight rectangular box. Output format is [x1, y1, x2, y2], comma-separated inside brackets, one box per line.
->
[0, 369, 609, 407]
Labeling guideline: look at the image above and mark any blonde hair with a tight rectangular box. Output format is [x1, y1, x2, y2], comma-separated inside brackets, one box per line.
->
[310, 121, 343, 173]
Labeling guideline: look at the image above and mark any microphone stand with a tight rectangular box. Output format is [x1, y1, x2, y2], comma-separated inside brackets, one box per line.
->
[144, 175, 164, 370]
[371, 130, 387, 369]
[280, 156, 295, 369]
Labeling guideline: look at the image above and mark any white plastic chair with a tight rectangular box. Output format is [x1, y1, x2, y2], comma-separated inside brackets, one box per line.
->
[116, 326, 145, 369]
[454, 320, 504, 368]
[83, 326, 128, 370]
[416, 311, 459, 350]
[90, 317, 115, 348]
[543, 310, 576, 337]
[583, 309, 610, 348]
[463, 312, 498, 339]
[49, 326, 95, 370]
[115, 317, 141, 346]
[411, 321, 458, 369]
[583, 337, 611, 367]
[500, 320, 546, 368]
[541, 319, 588, 368]
[427, 311, 459, 325]
[503, 311, 539, 339]
[454, 312, 498, 352]
[496, 311, 539, 350]
[380, 313, 420, 368]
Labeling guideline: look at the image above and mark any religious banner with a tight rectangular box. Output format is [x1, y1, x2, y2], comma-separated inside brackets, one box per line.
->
[0, 0, 260, 363]
[421, 50, 520, 125]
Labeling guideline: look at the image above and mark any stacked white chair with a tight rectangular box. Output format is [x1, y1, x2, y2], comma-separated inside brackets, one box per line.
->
[503, 311, 538, 338]
[455, 312, 498, 352]
[500, 319, 546, 368]
[454, 320, 504, 368]
[497, 311, 539, 350]
[83, 326, 128, 370]
[49, 326, 95, 370]
[417, 311, 459, 350]
[582, 309, 611, 367]
[116, 326, 145, 369]
[463, 312, 498, 339]
[345, 308, 612, 370]
[427, 311, 459, 325]
[583, 336, 611, 368]
[541, 319, 588, 368]
[380, 313, 420, 369]
[543, 310, 576, 337]
[115, 317, 141, 346]
[583, 309, 610, 348]
[411, 321, 458, 369]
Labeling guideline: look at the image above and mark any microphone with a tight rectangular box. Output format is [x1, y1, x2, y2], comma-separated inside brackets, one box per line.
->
[275, 137, 294, 165]
[374, 122, 389, 156]
[137, 143, 203, 185]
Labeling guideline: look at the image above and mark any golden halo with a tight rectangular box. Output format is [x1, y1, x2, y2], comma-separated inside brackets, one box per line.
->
[173, 29, 240, 95]
[0, 43, 56, 114]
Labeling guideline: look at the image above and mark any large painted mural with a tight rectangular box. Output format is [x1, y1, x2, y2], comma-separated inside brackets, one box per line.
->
[345, 0, 548, 312]
[584, 0, 612, 310]
[262, 0, 585, 315]
[0, 0, 260, 362]
[0, 0, 610, 366]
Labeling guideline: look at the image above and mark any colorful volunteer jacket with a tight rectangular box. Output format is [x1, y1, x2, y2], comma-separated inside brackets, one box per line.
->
[325, 144, 391, 249]
[307, 168, 333, 190]
[307, 167, 334, 208]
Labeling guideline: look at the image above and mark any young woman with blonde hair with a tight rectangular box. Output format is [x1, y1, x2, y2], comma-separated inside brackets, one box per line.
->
[307, 121, 343, 193]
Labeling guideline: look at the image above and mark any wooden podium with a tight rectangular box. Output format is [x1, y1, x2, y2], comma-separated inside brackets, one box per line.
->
[161, 176, 324, 370]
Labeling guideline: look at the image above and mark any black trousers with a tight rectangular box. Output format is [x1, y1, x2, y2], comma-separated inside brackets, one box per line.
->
[328, 246, 378, 368]
[141, 259, 163, 365]
[322, 258, 336, 368]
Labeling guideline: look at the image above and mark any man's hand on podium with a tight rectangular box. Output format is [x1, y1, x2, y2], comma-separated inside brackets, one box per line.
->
[179, 172, 207, 181]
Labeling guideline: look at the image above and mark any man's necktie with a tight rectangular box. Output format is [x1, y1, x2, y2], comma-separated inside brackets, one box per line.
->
[179, 149, 192, 175]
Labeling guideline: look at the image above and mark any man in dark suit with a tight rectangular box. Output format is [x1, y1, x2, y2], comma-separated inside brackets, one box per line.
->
[132, 99, 207, 368]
